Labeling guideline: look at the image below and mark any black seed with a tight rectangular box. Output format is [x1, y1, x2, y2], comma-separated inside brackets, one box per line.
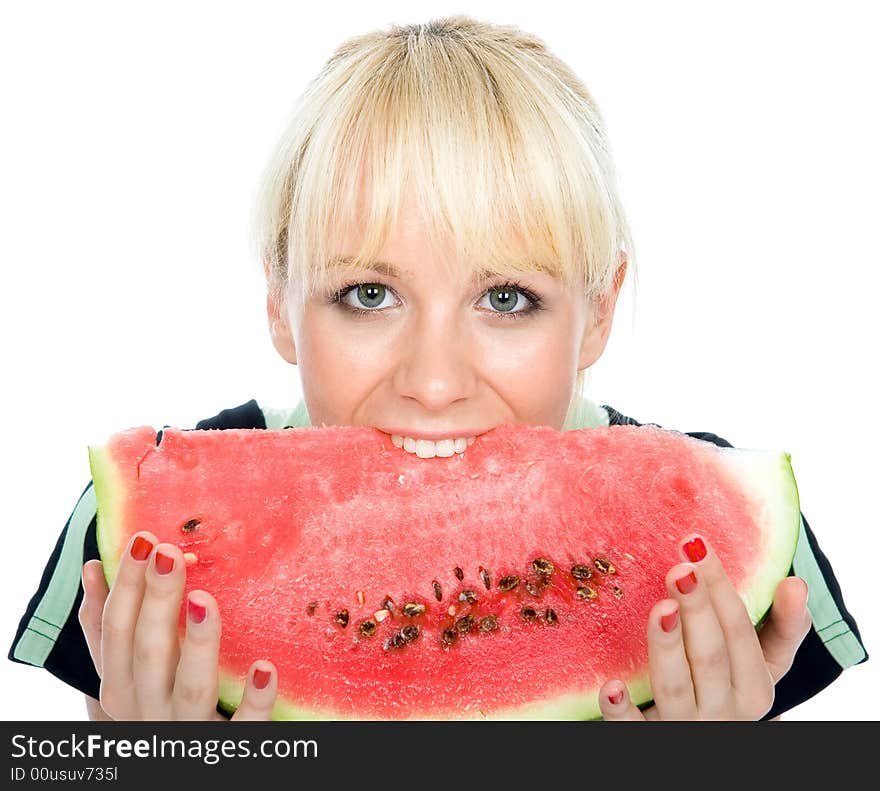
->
[455, 614, 476, 634]
[384, 631, 408, 651]
[532, 558, 555, 576]
[479, 615, 498, 633]
[521, 607, 538, 621]
[480, 567, 491, 590]
[576, 585, 598, 601]
[335, 609, 350, 628]
[181, 519, 200, 533]
[401, 624, 420, 643]
[454, 566, 465, 581]
[594, 558, 616, 575]
[612, 585, 624, 600]
[544, 608, 558, 625]
[498, 575, 520, 592]
[381, 595, 394, 612]
[307, 601, 318, 616]
[458, 590, 478, 604]
[571, 564, 593, 580]
[403, 602, 426, 617]
[358, 619, 377, 637]
[432, 580, 443, 601]
[441, 628, 458, 647]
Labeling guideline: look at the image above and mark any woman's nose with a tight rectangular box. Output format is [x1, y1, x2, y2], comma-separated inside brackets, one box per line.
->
[393, 317, 478, 411]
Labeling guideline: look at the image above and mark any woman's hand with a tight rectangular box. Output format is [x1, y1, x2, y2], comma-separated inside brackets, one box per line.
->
[79, 531, 278, 721]
[598, 534, 812, 721]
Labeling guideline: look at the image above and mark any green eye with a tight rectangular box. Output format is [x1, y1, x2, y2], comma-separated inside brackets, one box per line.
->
[488, 286, 519, 313]
[354, 284, 386, 309]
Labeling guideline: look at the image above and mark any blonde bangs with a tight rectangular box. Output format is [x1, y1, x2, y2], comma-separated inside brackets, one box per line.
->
[253, 15, 635, 318]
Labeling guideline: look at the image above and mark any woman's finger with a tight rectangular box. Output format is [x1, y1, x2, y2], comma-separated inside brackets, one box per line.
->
[133, 542, 186, 719]
[646, 599, 697, 719]
[172, 591, 223, 720]
[79, 559, 109, 677]
[231, 662, 279, 721]
[598, 680, 645, 721]
[100, 532, 156, 717]
[759, 576, 812, 683]
[668, 562, 732, 717]
[680, 535, 773, 717]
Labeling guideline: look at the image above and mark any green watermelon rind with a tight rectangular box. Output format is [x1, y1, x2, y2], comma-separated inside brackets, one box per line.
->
[89, 431, 800, 721]
[88, 442, 130, 590]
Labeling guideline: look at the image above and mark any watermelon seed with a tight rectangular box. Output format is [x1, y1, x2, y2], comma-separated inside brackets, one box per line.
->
[384, 633, 406, 651]
[455, 614, 476, 634]
[571, 564, 593, 580]
[374, 609, 390, 622]
[458, 590, 478, 604]
[183, 552, 198, 566]
[479, 615, 498, 633]
[359, 619, 378, 638]
[612, 585, 624, 600]
[381, 595, 395, 613]
[401, 624, 420, 643]
[441, 628, 458, 647]
[454, 567, 465, 581]
[307, 601, 318, 616]
[181, 519, 201, 533]
[498, 575, 520, 592]
[335, 610, 350, 628]
[521, 607, 538, 621]
[403, 602, 426, 617]
[447, 605, 457, 617]
[525, 581, 541, 598]
[480, 567, 491, 590]
[532, 558, 555, 577]
[576, 585, 598, 601]
[356, 590, 365, 606]
[432, 580, 443, 601]
[594, 558, 616, 575]
[544, 608, 559, 625]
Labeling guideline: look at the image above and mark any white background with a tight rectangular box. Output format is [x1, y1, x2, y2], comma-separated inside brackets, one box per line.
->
[1, 0, 876, 720]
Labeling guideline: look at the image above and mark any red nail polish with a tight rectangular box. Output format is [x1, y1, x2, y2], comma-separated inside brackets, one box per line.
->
[253, 668, 271, 690]
[683, 536, 707, 563]
[608, 689, 623, 706]
[188, 598, 207, 624]
[675, 571, 698, 594]
[155, 551, 174, 575]
[130, 536, 154, 561]
[660, 608, 680, 632]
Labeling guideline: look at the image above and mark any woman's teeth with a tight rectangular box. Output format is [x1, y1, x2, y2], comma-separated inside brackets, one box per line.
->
[391, 435, 476, 458]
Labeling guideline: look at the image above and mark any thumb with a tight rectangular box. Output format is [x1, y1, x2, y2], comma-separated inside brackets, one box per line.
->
[79, 559, 109, 677]
[598, 680, 645, 721]
[759, 576, 812, 683]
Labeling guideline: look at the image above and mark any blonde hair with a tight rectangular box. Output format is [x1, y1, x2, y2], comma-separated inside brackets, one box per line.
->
[251, 15, 637, 404]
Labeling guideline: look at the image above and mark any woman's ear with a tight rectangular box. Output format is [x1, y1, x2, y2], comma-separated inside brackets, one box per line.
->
[577, 252, 627, 371]
[266, 289, 297, 365]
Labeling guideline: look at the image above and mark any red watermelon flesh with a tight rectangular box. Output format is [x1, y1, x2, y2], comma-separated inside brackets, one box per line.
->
[88, 423, 800, 720]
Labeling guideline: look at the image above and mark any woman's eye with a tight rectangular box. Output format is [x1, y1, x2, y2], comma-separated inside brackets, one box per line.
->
[477, 286, 535, 317]
[338, 283, 397, 312]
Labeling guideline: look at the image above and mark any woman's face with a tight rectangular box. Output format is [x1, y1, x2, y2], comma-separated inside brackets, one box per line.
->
[268, 190, 625, 447]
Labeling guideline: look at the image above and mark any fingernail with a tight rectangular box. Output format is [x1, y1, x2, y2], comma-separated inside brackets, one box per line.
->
[608, 688, 624, 706]
[675, 570, 698, 594]
[660, 607, 680, 632]
[682, 536, 707, 563]
[253, 668, 271, 690]
[155, 551, 174, 575]
[187, 597, 207, 624]
[130, 536, 154, 561]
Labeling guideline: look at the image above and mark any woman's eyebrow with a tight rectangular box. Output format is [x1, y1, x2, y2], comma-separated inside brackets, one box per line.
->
[328, 256, 521, 283]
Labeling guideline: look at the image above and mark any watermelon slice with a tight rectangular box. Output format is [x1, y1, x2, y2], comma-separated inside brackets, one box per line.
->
[88, 423, 800, 720]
